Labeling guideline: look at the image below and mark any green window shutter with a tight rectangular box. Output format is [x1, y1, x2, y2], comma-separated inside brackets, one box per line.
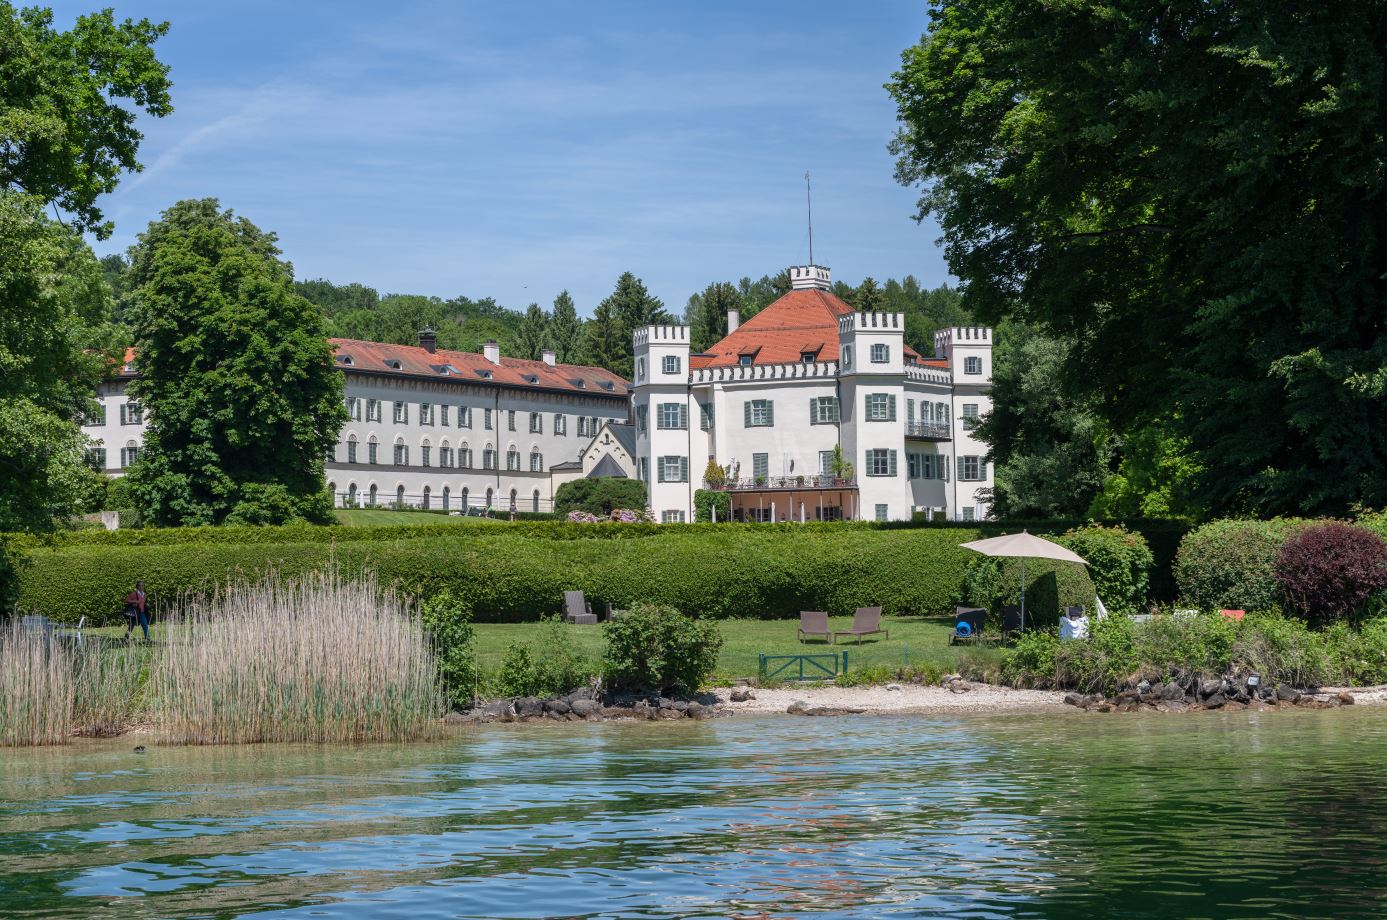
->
[956, 456, 964, 481]
[766, 401, 774, 426]
[679, 404, 688, 429]
[864, 393, 871, 418]
[888, 450, 897, 477]
[888, 395, 897, 422]
[680, 456, 689, 482]
[809, 397, 818, 424]
[744, 401, 752, 427]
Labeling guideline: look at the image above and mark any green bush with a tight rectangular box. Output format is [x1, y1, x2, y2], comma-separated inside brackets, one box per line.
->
[693, 489, 731, 523]
[1175, 518, 1309, 611]
[959, 555, 1096, 627]
[421, 588, 476, 709]
[1058, 525, 1154, 613]
[492, 619, 596, 698]
[553, 478, 647, 515]
[603, 603, 722, 694]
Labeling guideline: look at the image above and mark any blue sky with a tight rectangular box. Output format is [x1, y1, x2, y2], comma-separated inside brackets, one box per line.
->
[54, 1, 947, 315]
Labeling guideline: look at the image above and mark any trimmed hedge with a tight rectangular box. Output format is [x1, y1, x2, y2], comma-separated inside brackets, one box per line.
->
[1057, 525, 1154, 614]
[19, 526, 993, 625]
[1175, 518, 1310, 612]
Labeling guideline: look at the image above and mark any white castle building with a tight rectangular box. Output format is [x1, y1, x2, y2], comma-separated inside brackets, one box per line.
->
[83, 264, 993, 521]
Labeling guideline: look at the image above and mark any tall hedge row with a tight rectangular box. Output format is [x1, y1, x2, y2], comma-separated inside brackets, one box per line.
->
[1174, 518, 1311, 612]
[19, 527, 1006, 625]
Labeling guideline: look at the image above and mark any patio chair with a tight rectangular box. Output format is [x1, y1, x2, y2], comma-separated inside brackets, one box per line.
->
[563, 591, 598, 626]
[833, 606, 888, 645]
[53, 616, 86, 647]
[1065, 605, 1086, 619]
[951, 607, 985, 645]
[798, 611, 831, 643]
[1000, 605, 1023, 636]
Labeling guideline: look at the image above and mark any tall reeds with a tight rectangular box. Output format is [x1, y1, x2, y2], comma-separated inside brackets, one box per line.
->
[0, 620, 73, 745]
[147, 571, 443, 744]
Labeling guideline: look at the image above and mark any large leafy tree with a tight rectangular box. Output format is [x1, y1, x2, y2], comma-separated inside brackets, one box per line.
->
[547, 290, 582, 363]
[513, 301, 549, 360]
[124, 199, 347, 526]
[1, 4, 172, 237]
[889, 1, 1387, 517]
[684, 281, 742, 353]
[584, 271, 669, 378]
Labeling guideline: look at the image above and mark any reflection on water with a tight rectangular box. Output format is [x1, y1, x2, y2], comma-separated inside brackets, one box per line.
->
[3, 708, 1387, 918]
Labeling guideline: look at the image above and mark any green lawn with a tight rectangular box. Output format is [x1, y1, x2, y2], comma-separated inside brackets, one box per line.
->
[332, 509, 504, 526]
[475, 615, 1001, 682]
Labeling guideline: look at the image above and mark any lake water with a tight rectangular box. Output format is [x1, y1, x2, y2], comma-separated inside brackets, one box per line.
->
[3, 707, 1386, 919]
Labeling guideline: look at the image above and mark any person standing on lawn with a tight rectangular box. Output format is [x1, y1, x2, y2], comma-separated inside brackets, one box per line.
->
[123, 581, 150, 642]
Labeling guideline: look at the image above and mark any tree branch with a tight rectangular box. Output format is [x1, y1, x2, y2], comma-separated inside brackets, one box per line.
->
[1057, 224, 1177, 241]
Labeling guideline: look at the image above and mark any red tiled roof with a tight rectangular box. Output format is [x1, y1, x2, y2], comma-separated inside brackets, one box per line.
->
[328, 338, 629, 397]
[701, 289, 924, 367]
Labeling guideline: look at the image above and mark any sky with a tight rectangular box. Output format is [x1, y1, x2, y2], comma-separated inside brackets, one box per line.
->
[51, 0, 948, 316]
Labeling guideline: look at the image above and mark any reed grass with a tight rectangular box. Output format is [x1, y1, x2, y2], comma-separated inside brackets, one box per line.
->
[147, 571, 444, 744]
[72, 642, 146, 737]
[0, 621, 73, 745]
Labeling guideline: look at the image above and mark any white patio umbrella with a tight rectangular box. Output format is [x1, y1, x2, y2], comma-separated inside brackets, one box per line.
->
[959, 530, 1088, 631]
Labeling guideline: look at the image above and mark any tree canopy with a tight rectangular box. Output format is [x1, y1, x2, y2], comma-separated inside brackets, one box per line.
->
[889, 1, 1387, 517]
[584, 272, 669, 378]
[124, 199, 346, 526]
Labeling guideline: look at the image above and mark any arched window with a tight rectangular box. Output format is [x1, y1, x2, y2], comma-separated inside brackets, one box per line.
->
[347, 434, 358, 464]
[422, 485, 431, 510]
[483, 443, 496, 470]
[439, 439, 452, 468]
[460, 441, 472, 468]
[347, 483, 358, 506]
[368, 435, 379, 465]
[461, 486, 470, 511]
[509, 488, 517, 510]
[396, 484, 406, 507]
[420, 437, 432, 468]
[532, 489, 540, 513]
[394, 437, 408, 466]
[442, 485, 450, 510]
[121, 439, 140, 467]
[485, 487, 493, 509]
[506, 443, 520, 471]
[328, 482, 337, 506]
[368, 483, 378, 506]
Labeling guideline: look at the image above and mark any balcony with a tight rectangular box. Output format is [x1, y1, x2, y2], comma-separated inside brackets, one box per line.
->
[905, 420, 951, 440]
[707, 475, 857, 492]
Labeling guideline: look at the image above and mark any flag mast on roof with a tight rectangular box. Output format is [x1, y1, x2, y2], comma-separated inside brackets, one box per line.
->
[805, 170, 814, 266]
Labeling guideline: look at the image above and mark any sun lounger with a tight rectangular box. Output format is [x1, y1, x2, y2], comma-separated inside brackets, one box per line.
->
[798, 611, 831, 643]
[951, 607, 985, 645]
[833, 606, 888, 645]
[563, 591, 598, 625]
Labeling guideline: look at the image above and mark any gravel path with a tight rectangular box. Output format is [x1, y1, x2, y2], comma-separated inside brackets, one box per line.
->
[713, 683, 1068, 715]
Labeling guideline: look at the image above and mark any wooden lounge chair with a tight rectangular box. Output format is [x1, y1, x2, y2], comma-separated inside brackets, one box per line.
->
[1000, 605, 1023, 637]
[951, 607, 985, 645]
[833, 606, 888, 645]
[563, 591, 598, 625]
[798, 611, 831, 643]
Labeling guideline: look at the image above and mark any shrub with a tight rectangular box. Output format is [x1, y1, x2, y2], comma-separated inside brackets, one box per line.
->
[1327, 618, 1387, 685]
[1175, 518, 1308, 611]
[492, 619, 596, 698]
[1058, 525, 1154, 613]
[603, 603, 722, 694]
[959, 555, 1096, 627]
[421, 588, 477, 708]
[1275, 522, 1387, 624]
[693, 489, 731, 523]
[553, 478, 647, 515]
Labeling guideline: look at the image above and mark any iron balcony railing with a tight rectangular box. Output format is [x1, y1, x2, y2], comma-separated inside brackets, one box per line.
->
[707, 475, 857, 491]
[905, 420, 952, 440]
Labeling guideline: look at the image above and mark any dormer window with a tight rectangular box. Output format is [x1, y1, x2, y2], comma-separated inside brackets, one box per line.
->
[384, 358, 402, 370]
[739, 355, 753, 367]
[598, 381, 615, 391]
[336, 354, 354, 366]
[476, 369, 493, 379]
[570, 378, 586, 389]
[523, 374, 539, 384]
[801, 352, 816, 364]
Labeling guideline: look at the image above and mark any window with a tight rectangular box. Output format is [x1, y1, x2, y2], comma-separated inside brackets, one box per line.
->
[738, 355, 753, 367]
[637, 358, 645, 380]
[866, 449, 897, 477]
[962, 404, 980, 430]
[440, 445, 453, 468]
[907, 399, 915, 423]
[871, 343, 889, 363]
[421, 445, 431, 467]
[366, 399, 381, 422]
[819, 450, 835, 474]
[636, 405, 648, 434]
[809, 396, 839, 425]
[908, 453, 919, 479]
[85, 403, 107, 426]
[657, 403, 687, 430]
[962, 506, 976, 522]
[578, 416, 589, 437]
[483, 446, 496, 469]
[507, 410, 516, 431]
[590, 416, 599, 435]
[533, 489, 540, 513]
[393, 401, 407, 424]
[638, 457, 649, 482]
[752, 453, 768, 481]
[555, 414, 567, 435]
[420, 403, 434, 425]
[460, 406, 472, 428]
[875, 503, 889, 522]
[920, 454, 935, 479]
[959, 456, 985, 481]
[368, 484, 378, 506]
[484, 409, 493, 430]
[842, 346, 851, 368]
[121, 401, 142, 425]
[661, 510, 686, 523]
[663, 355, 681, 374]
[530, 451, 544, 471]
[85, 447, 106, 469]
[422, 487, 431, 511]
[935, 401, 949, 423]
[801, 351, 816, 364]
[964, 356, 982, 375]
[529, 412, 542, 434]
[658, 456, 689, 482]
[121, 443, 139, 466]
[347, 439, 358, 464]
[394, 443, 409, 466]
[368, 438, 378, 464]
[460, 446, 474, 468]
[347, 398, 360, 421]
[326, 445, 336, 463]
[865, 393, 896, 422]
[439, 405, 449, 427]
[506, 448, 520, 471]
[699, 403, 713, 430]
[743, 399, 773, 427]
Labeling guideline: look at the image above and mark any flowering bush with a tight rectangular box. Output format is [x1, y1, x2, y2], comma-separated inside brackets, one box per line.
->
[566, 511, 602, 523]
[566, 509, 652, 524]
[1275, 522, 1387, 623]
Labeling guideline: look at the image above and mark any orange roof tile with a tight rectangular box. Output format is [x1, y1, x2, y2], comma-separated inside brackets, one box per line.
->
[702, 289, 926, 367]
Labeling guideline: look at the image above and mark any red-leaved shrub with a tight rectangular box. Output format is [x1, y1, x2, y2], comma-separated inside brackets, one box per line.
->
[1275, 523, 1387, 623]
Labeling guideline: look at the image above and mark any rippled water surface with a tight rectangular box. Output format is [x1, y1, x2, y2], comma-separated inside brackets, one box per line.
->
[3, 708, 1387, 918]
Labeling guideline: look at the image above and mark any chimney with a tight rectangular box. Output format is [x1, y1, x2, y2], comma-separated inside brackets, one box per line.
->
[727, 307, 740, 334]
[418, 327, 437, 354]
[541, 348, 556, 367]
[483, 340, 500, 365]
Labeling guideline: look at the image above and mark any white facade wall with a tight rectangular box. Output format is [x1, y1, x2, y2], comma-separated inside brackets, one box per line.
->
[83, 378, 144, 474]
